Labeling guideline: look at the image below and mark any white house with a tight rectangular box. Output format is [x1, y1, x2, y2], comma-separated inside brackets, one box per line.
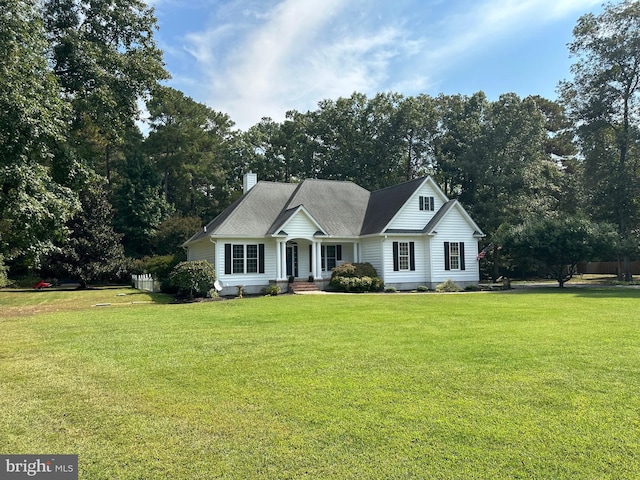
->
[183, 173, 484, 295]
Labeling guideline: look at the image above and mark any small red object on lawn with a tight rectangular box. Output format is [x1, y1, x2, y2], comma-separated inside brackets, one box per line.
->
[33, 280, 52, 289]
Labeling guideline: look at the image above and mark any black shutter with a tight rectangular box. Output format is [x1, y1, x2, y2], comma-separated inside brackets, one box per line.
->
[444, 242, 450, 271]
[393, 242, 399, 271]
[336, 245, 342, 261]
[419, 196, 424, 210]
[430, 197, 434, 211]
[460, 242, 465, 271]
[309, 245, 313, 273]
[259, 244, 265, 273]
[224, 244, 232, 275]
[409, 242, 416, 271]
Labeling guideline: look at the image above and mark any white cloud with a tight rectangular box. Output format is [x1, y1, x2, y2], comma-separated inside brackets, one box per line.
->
[174, 0, 601, 129]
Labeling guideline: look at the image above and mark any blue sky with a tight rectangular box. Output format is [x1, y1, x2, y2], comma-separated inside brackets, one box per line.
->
[147, 0, 603, 130]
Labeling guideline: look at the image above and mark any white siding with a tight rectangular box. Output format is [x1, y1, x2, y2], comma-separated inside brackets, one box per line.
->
[429, 208, 479, 285]
[187, 239, 215, 264]
[386, 182, 447, 231]
[382, 237, 428, 286]
[360, 237, 384, 278]
[282, 211, 319, 239]
[215, 238, 278, 294]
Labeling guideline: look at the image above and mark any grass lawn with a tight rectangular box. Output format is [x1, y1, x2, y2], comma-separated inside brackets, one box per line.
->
[1, 287, 639, 479]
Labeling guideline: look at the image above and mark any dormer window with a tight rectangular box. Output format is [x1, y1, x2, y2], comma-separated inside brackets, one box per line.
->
[419, 196, 434, 211]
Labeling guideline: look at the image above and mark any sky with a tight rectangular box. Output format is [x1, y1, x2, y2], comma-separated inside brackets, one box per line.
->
[147, 0, 604, 131]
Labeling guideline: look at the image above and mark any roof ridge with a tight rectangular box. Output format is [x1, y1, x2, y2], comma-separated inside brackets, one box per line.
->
[370, 176, 426, 195]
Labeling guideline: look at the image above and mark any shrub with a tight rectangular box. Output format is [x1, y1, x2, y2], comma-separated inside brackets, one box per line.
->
[385, 286, 397, 293]
[330, 262, 383, 292]
[436, 279, 462, 293]
[465, 284, 480, 291]
[416, 285, 429, 292]
[331, 262, 378, 279]
[331, 275, 384, 293]
[262, 285, 281, 296]
[169, 261, 216, 299]
[0, 255, 9, 288]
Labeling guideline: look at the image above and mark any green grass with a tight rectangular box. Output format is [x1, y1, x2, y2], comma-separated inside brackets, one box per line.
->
[1, 287, 639, 479]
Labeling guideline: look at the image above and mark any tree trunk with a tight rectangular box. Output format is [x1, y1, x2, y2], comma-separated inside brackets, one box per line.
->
[492, 244, 499, 282]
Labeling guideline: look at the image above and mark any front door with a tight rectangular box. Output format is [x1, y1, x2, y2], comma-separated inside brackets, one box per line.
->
[286, 245, 299, 278]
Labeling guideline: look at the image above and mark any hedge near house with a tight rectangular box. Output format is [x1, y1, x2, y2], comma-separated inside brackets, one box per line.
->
[330, 262, 384, 292]
[169, 261, 216, 299]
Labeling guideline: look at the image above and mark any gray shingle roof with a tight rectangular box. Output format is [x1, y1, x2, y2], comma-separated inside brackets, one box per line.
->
[275, 179, 370, 237]
[183, 182, 298, 244]
[184, 176, 481, 246]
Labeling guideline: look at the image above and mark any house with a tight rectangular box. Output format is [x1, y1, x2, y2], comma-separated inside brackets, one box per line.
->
[183, 173, 484, 295]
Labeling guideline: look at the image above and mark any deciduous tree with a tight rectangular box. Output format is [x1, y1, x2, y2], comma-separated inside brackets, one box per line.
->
[560, 0, 640, 280]
[0, 0, 78, 270]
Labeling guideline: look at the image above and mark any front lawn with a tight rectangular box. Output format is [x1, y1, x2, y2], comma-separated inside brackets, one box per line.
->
[1, 288, 639, 479]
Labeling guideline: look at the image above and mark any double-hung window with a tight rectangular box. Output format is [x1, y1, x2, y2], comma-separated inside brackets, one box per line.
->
[398, 242, 410, 270]
[392, 241, 416, 271]
[232, 245, 244, 273]
[449, 242, 460, 270]
[444, 242, 465, 271]
[246, 244, 258, 273]
[225, 244, 265, 274]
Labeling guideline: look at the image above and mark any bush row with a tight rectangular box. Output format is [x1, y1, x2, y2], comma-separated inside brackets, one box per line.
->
[330, 263, 384, 292]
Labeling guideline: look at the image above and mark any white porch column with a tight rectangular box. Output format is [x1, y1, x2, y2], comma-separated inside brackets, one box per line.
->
[280, 241, 288, 280]
[311, 241, 318, 279]
[353, 242, 359, 263]
[276, 240, 282, 280]
[315, 241, 323, 280]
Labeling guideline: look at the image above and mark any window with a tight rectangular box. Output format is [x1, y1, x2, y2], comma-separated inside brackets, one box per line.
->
[225, 244, 265, 275]
[246, 244, 258, 273]
[449, 242, 460, 270]
[232, 245, 244, 273]
[398, 242, 410, 270]
[393, 241, 416, 271]
[321, 245, 342, 271]
[444, 242, 465, 271]
[419, 196, 435, 211]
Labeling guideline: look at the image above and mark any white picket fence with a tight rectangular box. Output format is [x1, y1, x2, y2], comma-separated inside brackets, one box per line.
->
[132, 274, 157, 292]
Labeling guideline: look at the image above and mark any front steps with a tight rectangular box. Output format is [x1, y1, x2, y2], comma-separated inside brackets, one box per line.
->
[289, 281, 320, 294]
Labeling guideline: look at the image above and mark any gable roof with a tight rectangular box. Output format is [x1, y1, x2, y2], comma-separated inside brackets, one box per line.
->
[280, 179, 370, 237]
[268, 204, 328, 236]
[360, 177, 426, 235]
[184, 175, 483, 245]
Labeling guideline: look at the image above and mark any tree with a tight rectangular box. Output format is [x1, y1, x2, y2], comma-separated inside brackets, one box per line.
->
[145, 86, 234, 219]
[560, 0, 640, 280]
[309, 92, 406, 190]
[0, 0, 78, 270]
[396, 94, 439, 181]
[43, 176, 127, 287]
[111, 140, 172, 257]
[500, 216, 617, 287]
[44, 0, 168, 184]
[153, 214, 202, 256]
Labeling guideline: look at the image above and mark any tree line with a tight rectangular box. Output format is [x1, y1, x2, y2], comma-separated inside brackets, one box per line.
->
[1, 0, 639, 286]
